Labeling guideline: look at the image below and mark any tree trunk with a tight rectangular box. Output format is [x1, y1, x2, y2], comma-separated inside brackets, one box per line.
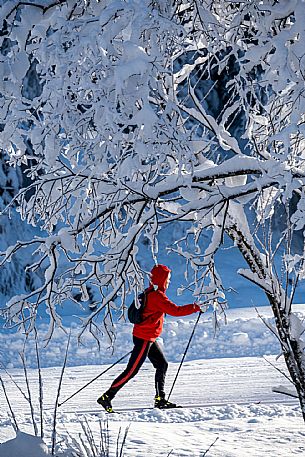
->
[226, 222, 305, 422]
[268, 293, 305, 422]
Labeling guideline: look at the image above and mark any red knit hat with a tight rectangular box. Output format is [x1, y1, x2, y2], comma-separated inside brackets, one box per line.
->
[150, 264, 171, 292]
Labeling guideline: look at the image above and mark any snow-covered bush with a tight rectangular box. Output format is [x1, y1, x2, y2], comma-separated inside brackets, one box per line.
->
[1, 0, 305, 419]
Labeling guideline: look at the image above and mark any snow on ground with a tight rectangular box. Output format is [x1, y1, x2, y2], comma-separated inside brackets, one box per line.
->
[1, 305, 305, 456]
[0, 358, 304, 456]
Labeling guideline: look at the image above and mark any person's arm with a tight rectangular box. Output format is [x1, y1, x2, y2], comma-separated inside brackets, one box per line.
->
[155, 291, 201, 316]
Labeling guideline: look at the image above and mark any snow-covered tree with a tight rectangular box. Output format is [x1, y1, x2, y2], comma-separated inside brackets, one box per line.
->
[1, 0, 305, 419]
[0, 149, 42, 305]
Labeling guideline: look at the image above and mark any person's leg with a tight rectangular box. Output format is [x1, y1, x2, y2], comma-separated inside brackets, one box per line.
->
[104, 336, 152, 400]
[147, 341, 178, 408]
[147, 339, 168, 398]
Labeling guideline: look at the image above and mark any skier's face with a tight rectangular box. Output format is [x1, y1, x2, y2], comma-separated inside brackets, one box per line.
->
[165, 273, 171, 289]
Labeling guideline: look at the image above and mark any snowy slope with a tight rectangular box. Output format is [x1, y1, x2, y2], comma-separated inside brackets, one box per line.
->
[2, 304, 305, 369]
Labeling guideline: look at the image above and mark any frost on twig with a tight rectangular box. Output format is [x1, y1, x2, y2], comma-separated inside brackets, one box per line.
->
[0, 375, 19, 433]
[51, 329, 71, 456]
[19, 342, 39, 436]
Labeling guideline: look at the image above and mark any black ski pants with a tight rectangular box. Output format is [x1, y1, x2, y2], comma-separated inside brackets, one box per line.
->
[106, 336, 168, 399]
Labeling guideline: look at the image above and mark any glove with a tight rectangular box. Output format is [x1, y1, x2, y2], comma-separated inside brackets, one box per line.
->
[193, 303, 202, 313]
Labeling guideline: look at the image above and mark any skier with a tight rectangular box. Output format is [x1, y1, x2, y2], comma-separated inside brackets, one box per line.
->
[97, 264, 201, 412]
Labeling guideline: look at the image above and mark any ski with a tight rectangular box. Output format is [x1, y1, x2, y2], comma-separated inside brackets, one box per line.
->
[98, 406, 183, 414]
[116, 406, 183, 413]
[65, 397, 298, 417]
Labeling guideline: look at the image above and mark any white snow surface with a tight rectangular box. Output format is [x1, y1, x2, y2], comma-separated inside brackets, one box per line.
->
[1, 305, 305, 456]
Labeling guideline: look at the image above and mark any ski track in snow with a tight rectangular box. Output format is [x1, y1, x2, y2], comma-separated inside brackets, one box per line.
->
[0, 356, 299, 416]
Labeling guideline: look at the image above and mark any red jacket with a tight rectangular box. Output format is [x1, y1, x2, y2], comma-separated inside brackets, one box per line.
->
[133, 288, 198, 341]
[133, 264, 198, 342]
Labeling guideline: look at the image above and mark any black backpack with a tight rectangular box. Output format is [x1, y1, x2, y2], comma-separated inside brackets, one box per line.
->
[127, 289, 152, 324]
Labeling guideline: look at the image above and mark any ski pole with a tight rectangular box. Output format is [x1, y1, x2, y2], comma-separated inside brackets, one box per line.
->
[58, 350, 132, 408]
[167, 310, 202, 401]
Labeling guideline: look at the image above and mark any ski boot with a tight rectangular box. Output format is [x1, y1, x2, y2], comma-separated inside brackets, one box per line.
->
[154, 395, 180, 409]
[97, 393, 113, 413]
